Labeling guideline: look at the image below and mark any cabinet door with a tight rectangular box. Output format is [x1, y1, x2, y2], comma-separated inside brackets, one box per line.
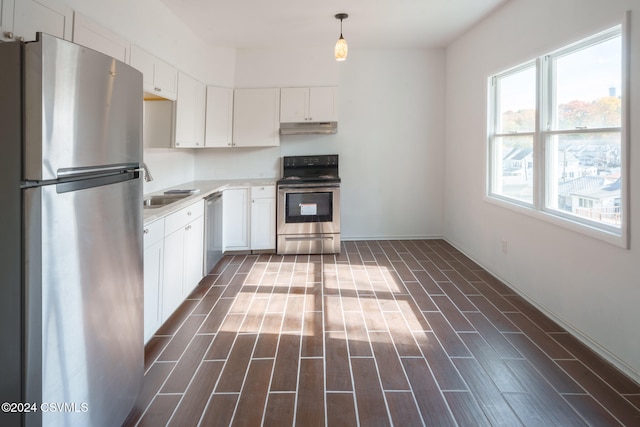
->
[154, 59, 178, 100]
[131, 46, 178, 100]
[130, 45, 155, 93]
[72, 13, 129, 63]
[162, 228, 185, 322]
[205, 86, 234, 147]
[143, 238, 163, 342]
[309, 87, 338, 122]
[232, 88, 280, 147]
[4, 0, 72, 42]
[183, 215, 204, 296]
[0, 0, 13, 41]
[223, 188, 249, 250]
[251, 196, 276, 250]
[175, 72, 206, 148]
[280, 87, 308, 123]
[1, 0, 70, 43]
[143, 219, 165, 342]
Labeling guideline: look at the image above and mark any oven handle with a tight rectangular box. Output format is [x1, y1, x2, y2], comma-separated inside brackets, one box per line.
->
[278, 184, 341, 191]
[284, 236, 335, 241]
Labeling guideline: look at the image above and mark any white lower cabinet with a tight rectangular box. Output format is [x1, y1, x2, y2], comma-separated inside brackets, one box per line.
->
[222, 188, 250, 251]
[143, 218, 165, 343]
[223, 186, 276, 253]
[250, 186, 276, 250]
[162, 200, 204, 322]
[183, 214, 205, 292]
[161, 225, 186, 322]
[143, 185, 274, 341]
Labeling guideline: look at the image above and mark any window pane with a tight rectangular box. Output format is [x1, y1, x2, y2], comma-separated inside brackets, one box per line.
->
[545, 132, 621, 227]
[497, 66, 536, 133]
[553, 36, 621, 130]
[491, 135, 534, 204]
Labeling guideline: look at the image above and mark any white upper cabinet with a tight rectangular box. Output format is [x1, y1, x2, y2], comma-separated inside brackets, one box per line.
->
[279, 87, 308, 123]
[280, 87, 337, 123]
[72, 13, 129, 63]
[232, 88, 280, 147]
[1, 0, 72, 42]
[130, 45, 178, 100]
[175, 72, 206, 148]
[205, 86, 234, 147]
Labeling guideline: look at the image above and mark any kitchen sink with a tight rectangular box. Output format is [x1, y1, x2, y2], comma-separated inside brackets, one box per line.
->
[143, 194, 190, 209]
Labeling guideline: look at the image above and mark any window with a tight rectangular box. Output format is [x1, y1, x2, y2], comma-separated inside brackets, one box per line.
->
[489, 64, 536, 204]
[487, 21, 629, 246]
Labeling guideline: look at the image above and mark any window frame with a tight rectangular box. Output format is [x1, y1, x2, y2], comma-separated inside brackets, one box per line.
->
[487, 60, 538, 208]
[486, 13, 630, 248]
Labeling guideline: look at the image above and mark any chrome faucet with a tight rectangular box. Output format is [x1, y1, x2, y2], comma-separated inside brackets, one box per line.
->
[142, 162, 153, 182]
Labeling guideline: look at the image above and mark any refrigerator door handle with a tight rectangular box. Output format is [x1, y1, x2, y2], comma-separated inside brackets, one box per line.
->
[56, 162, 141, 178]
[56, 170, 140, 194]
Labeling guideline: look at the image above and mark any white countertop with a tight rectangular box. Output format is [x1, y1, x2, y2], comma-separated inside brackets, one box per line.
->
[143, 179, 276, 224]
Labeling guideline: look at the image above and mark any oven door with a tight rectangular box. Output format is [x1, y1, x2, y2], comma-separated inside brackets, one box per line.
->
[277, 184, 340, 235]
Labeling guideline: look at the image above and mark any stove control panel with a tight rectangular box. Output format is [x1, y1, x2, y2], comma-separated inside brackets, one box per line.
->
[283, 155, 338, 168]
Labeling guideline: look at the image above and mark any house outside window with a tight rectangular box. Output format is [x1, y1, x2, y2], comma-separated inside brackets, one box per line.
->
[487, 19, 629, 247]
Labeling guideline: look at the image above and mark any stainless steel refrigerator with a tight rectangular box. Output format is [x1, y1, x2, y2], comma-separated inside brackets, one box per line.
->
[0, 33, 143, 427]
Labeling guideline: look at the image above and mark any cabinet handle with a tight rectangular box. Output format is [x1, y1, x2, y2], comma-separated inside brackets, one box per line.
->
[154, 87, 162, 92]
[143, 228, 149, 234]
[185, 225, 191, 231]
[3, 31, 13, 39]
[187, 211, 192, 216]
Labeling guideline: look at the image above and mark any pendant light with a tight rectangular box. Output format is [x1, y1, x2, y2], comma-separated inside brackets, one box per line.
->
[334, 13, 348, 61]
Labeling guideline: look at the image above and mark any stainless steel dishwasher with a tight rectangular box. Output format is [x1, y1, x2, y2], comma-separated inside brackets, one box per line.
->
[204, 192, 223, 274]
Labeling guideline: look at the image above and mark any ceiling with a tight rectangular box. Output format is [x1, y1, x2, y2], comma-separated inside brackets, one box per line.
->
[159, 0, 508, 50]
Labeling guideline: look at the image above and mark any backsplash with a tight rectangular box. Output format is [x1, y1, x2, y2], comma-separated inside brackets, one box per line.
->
[142, 148, 195, 194]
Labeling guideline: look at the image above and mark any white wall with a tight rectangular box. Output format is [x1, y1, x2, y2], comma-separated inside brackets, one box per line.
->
[445, 0, 640, 381]
[195, 47, 446, 240]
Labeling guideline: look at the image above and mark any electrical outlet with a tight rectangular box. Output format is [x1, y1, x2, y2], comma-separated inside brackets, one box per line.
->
[501, 240, 508, 254]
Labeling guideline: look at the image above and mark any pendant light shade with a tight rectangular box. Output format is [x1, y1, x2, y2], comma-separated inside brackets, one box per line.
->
[334, 13, 348, 61]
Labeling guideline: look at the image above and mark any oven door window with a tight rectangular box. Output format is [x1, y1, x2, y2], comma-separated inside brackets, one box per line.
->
[285, 192, 333, 223]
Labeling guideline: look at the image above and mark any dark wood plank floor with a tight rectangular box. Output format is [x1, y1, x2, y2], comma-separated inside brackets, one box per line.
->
[123, 239, 640, 426]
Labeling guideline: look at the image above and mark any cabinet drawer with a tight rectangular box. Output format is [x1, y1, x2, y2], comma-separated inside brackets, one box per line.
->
[143, 218, 165, 249]
[251, 185, 275, 199]
[165, 200, 204, 235]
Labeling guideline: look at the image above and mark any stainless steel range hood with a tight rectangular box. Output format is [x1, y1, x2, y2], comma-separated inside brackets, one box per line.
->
[280, 121, 338, 135]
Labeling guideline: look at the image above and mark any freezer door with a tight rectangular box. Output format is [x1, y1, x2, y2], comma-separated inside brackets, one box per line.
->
[23, 33, 142, 181]
[23, 174, 143, 427]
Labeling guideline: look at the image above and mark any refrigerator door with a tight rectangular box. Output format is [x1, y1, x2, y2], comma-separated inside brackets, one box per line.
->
[23, 173, 143, 427]
[23, 33, 142, 182]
